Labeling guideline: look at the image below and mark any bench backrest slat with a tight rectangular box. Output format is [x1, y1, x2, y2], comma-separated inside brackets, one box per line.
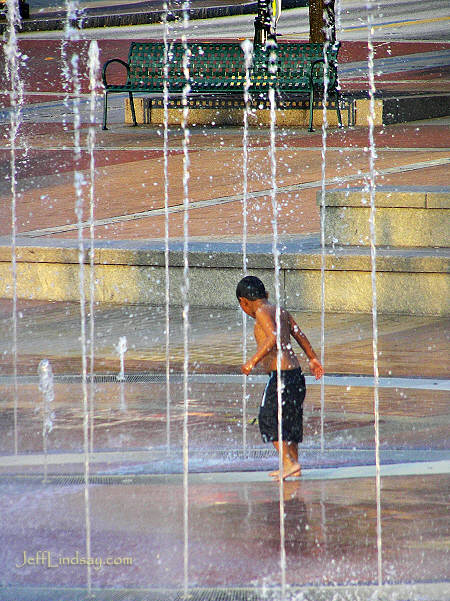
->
[125, 41, 339, 90]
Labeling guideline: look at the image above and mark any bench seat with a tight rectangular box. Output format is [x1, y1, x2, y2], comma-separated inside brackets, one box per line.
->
[102, 41, 342, 130]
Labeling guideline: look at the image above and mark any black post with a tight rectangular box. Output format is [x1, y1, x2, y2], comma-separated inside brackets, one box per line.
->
[253, 0, 272, 46]
[309, 0, 324, 42]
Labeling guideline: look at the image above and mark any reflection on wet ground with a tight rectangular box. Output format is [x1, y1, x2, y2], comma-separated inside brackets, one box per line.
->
[1, 473, 449, 593]
[0, 299, 448, 457]
[0, 300, 448, 598]
[1, 379, 449, 457]
[0, 300, 448, 377]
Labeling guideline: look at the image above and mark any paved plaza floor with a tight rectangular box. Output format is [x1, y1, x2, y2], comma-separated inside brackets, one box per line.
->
[1, 117, 449, 243]
[0, 31, 449, 601]
[0, 300, 449, 599]
[0, 39, 449, 245]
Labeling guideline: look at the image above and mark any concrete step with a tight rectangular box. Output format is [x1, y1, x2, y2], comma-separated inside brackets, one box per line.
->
[320, 186, 450, 247]
[124, 92, 450, 128]
[0, 237, 448, 315]
[124, 95, 355, 128]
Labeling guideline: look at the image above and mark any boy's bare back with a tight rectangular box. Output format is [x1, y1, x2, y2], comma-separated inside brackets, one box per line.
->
[253, 303, 300, 373]
[239, 296, 324, 379]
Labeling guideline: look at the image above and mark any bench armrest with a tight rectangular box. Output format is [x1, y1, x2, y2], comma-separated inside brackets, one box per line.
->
[309, 57, 338, 89]
[102, 58, 130, 88]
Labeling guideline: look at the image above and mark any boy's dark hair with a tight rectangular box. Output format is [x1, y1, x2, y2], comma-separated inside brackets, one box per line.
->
[236, 276, 267, 301]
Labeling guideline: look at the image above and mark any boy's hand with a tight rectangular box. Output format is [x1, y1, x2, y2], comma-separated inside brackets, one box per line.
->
[309, 357, 324, 380]
[241, 361, 254, 375]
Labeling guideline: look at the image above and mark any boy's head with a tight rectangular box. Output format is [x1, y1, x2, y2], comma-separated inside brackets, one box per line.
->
[236, 276, 268, 302]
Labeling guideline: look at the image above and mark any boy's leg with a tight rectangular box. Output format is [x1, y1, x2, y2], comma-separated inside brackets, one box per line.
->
[288, 442, 301, 477]
[269, 441, 287, 477]
[271, 441, 301, 480]
[288, 441, 299, 463]
[271, 442, 299, 476]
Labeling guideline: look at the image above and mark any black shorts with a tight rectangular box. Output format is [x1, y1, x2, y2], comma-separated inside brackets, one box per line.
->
[258, 367, 306, 443]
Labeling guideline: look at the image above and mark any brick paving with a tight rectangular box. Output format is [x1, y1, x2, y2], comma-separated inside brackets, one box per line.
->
[0, 39, 449, 244]
[0, 33, 449, 600]
[1, 130, 448, 240]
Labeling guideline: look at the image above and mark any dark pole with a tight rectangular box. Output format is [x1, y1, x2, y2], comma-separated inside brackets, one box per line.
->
[309, 0, 336, 43]
[309, 0, 324, 42]
[254, 0, 272, 45]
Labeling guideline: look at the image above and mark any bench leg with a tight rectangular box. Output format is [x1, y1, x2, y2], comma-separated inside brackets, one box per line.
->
[335, 89, 343, 129]
[102, 91, 108, 131]
[308, 88, 315, 132]
[129, 92, 137, 127]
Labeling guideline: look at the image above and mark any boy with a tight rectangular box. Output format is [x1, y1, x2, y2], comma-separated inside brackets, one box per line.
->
[236, 276, 324, 481]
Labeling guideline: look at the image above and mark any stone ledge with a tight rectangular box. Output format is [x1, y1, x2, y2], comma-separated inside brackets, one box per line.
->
[0, 243, 448, 314]
[0, 244, 448, 273]
[124, 97, 375, 127]
[320, 186, 450, 208]
[125, 97, 354, 127]
[0, 261, 447, 314]
[324, 207, 449, 247]
[124, 93, 450, 128]
[383, 92, 450, 125]
[319, 186, 450, 247]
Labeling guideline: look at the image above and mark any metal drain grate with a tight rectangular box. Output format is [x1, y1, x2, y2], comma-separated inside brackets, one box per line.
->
[1, 584, 447, 601]
[3, 461, 279, 487]
[214, 448, 276, 460]
[0, 373, 175, 384]
[0, 372, 265, 384]
[171, 591, 260, 601]
[0, 588, 264, 601]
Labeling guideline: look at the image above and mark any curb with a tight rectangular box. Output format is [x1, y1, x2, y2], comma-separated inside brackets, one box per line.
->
[1, 240, 448, 315]
[340, 90, 450, 125]
[1, 583, 449, 601]
[382, 92, 450, 124]
[0, 0, 308, 33]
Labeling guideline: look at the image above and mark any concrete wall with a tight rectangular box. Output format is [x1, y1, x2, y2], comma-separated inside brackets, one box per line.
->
[322, 187, 450, 247]
[124, 98, 381, 127]
[0, 245, 448, 315]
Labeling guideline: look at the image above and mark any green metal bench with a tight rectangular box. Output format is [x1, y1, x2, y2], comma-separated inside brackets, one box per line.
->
[102, 40, 342, 131]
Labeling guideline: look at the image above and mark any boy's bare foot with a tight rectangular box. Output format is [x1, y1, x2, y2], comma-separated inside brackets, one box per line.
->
[283, 465, 301, 480]
[269, 464, 301, 481]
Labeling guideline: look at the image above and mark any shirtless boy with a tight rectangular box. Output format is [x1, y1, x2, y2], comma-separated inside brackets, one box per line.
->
[236, 276, 324, 480]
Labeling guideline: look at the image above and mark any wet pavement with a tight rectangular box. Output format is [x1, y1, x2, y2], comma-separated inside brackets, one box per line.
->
[0, 14, 449, 601]
[0, 299, 449, 599]
[1, 472, 449, 592]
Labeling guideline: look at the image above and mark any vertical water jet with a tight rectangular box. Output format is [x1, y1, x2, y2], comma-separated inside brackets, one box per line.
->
[38, 359, 55, 484]
[319, 0, 334, 453]
[241, 38, 253, 455]
[67, 29, 92, 594]
[163, 0, 172, 454]
[269, 79, 286, 597]
[116, 336, 127, 382]
[181, 4, 191, 595]
[367, 0, 383, 585]
[87, 39, 99, 453]
[4, 0, 24, 455]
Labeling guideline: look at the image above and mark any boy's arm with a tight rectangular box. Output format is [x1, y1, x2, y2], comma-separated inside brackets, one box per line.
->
[289, 314, 324, 380]
[241, 309, 276, 375]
